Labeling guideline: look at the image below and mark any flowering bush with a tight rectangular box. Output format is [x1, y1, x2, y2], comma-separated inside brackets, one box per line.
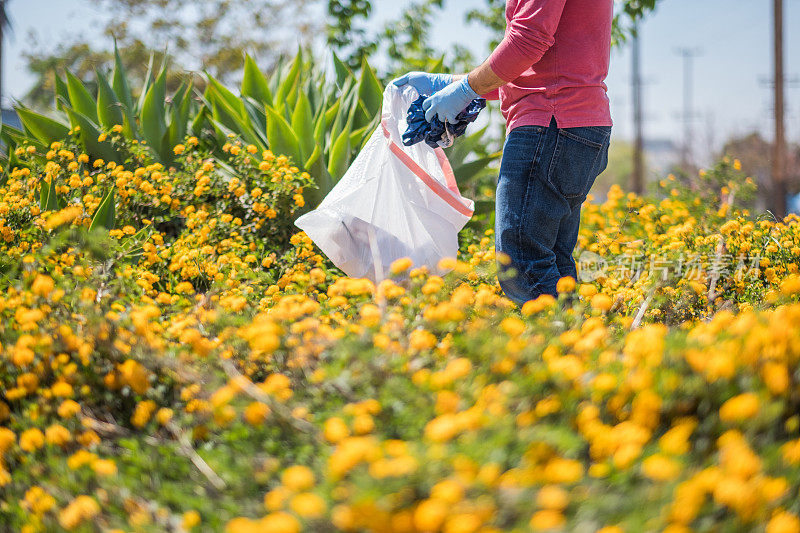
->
[1, 136, 800, 533]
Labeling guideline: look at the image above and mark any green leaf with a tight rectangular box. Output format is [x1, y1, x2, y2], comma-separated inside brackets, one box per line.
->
[304, 143, 322, 169]
[357, 56, 384, 118]
[65, 71, 99, 124]
[312, 109, 327, 147]
[112, 43, 137, 138]
[327, 125, 351, 180]
[206, 92, 261, 148]
[89, 187, 116, 231]
[16, 108, 70, 145]
[164, 82, 193, 163]
[45, 175, 60, 212]
[323, 100, 341, 134]
[54, 75, 69, 112]
[274, 51, 302, 114]
[332, 51, 352, 87]
[63, 103, 120, 163]
[265, 105, 301, 164]
[473, 199, 495, 217]
[451, 153, 501, 184]
[207, 75, 245, 117]
[137, 53, 157, 113]
[291, 91, 314, 161]
[39, 177, 50, 211]
[190, 106, 207, 137]
[140, 66, 168, 160]
[95, 68, 124, 131]
[242, 55, 273, 104]
[305, 144, 334, 208]
[429, 56, 446, 74]
[112, 42, 135, 112]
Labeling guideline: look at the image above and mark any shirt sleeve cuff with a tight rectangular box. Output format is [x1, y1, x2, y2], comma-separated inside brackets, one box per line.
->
[481, 88, 500, 101]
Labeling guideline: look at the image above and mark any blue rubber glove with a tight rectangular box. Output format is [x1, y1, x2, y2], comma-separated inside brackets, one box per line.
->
[391, 72, 454, 96]
[422, 77, 481, 124]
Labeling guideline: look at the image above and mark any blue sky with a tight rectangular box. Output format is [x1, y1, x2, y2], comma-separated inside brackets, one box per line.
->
[3, 0, 799, 160]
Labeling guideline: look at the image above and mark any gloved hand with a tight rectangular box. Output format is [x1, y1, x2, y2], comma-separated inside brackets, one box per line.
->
[422, 77, 480, 124]
[392, 72, 454, 96]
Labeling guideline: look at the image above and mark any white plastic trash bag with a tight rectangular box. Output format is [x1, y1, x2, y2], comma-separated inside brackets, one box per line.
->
[295, 85, 475, 282]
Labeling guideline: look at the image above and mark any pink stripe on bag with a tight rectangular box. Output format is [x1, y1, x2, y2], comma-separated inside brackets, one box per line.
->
[434, 148, 460, 195]
[381, 121, 474, 217]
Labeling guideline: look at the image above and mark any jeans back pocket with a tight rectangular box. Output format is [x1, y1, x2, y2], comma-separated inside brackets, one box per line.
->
[546, 126, 611, 200]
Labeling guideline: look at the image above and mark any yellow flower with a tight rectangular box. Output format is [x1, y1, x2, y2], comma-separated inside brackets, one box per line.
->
[19, 428, 45, 452]
[414, 498, 448, 532]
[45, 424, 71, 447]
[289, 492, 326, 519]
[431, 479, 464, 504]
[331, 505, 355, 530]
[244, 402, 271, 426]
[324, 417, 350, 443]
[591, 293, 613, 312]
[118, 359, 151, 395]
[91, 458, 118, 476]
[58, 400, 82, 418]
[521, 294, 556, 315]
[641, 454, 682, 482]
[762, 362, 789, 395]
[0, 428, 15, 454]
[556, 276, 576, 293]
[536, 485, 569, 510]
[529, 509, 566, 531]
[264, 487, 290, 511]
[542, 457, 583, 484]
[58, 495, 100, 530]
[719, 393, 759, 423]
[281, 465, 315, 491]
[768, 511, 800, 533]
[259, 512, 300, 533]
[390, 257, 413, 275]
[182, 510, 201, 530]
[31, 274, 55, 296]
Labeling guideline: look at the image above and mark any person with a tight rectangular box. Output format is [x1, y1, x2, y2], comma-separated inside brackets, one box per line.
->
[393, 0, 613, 306]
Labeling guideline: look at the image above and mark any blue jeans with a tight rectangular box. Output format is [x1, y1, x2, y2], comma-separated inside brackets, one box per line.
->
[495, 116, 611, 305]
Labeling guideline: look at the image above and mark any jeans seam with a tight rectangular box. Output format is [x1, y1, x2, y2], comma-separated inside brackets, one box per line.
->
[516, 130, 546, 272]
[546, 131, 564, 194]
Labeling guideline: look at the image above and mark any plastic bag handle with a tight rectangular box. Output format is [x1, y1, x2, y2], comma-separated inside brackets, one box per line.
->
[381, 119, 474, 217]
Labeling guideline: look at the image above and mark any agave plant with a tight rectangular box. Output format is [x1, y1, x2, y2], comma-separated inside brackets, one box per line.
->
[1, 45, 196, 171]
[1, 47, 499, 212]
[198, 50, 384, 207]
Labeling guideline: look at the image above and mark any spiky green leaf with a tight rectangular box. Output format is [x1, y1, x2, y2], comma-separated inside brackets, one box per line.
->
[16, 108, 70, 145]
[89, 187, 116, 231]
[265, 105, 301, 164]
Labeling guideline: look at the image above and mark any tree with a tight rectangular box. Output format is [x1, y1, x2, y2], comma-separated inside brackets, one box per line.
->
[328, 0, 664, 73]
[720, 132, 800, 212]
[22, 0, 317, 109]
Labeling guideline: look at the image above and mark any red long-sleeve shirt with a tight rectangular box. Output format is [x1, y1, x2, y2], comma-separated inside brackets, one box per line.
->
[484, 0, 613, 131]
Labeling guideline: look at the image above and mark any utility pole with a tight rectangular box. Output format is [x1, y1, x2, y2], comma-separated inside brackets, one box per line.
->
[675, 47, 701, 173]
[772, 0, 787, 218]
[632, 24, 644, 195]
